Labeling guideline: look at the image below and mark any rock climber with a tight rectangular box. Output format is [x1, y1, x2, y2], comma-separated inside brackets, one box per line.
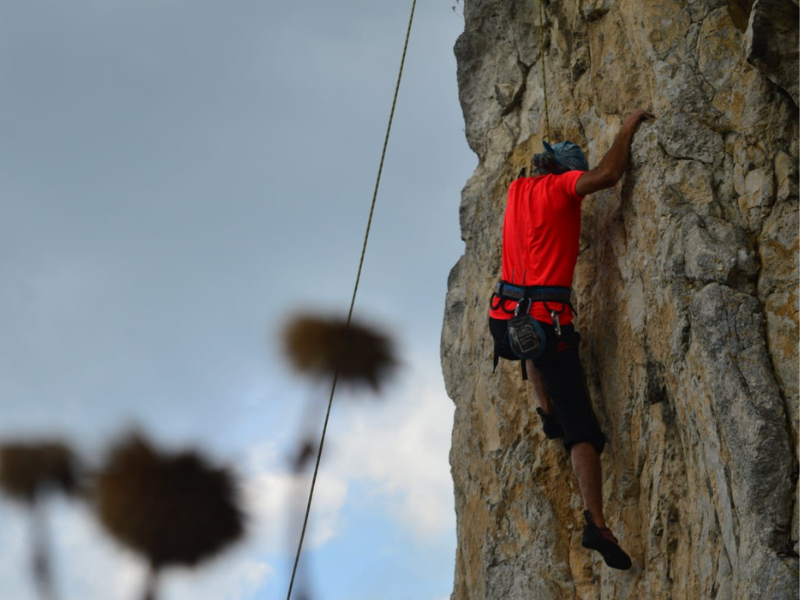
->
[488, 109, 655, 570]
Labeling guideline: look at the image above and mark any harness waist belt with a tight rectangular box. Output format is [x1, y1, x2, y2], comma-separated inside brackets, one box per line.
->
[494, 282, 573, 305]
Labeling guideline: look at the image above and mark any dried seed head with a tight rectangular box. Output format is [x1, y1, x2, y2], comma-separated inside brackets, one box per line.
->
[94, 434, 245, 569]
[282, 314, 397, 391]
[0, 441, 79, 503]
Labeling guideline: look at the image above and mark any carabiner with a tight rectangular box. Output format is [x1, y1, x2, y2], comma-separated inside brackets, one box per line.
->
[551, 310, 561, 338]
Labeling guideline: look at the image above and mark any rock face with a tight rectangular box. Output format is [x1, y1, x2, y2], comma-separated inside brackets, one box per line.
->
[441, 0, 799, 598]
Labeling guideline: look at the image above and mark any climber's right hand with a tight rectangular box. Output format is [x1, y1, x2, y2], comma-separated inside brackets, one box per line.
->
[624, 109, 656, 130]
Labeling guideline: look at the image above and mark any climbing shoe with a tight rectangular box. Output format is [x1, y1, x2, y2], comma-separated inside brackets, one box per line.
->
[535, 407, 564, 439]
[581, 511, 632, 570]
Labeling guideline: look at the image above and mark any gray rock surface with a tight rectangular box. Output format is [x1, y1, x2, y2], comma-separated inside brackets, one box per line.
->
[745, 0, 799, 107]
[441, 0, 799, 597]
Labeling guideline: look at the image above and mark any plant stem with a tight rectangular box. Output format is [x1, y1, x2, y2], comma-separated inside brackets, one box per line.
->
[142, 565, 159, 600]
[30, 497, 57, 600]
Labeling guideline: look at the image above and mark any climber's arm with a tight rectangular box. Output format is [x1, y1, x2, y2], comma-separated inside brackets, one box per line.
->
[575, 109, 655, 197]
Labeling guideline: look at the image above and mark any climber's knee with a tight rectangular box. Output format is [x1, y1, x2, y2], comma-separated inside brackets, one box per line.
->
[564, 429, 606, 456]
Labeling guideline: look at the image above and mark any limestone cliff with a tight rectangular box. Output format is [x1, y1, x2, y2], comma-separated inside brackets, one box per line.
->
[441, 0, 799, 598]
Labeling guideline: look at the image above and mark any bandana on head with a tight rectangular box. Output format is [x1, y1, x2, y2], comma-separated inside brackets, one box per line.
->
[532, 140, 589, 174]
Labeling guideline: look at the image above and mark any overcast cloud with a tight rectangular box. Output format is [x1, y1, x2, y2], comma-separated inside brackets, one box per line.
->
[0, 1, 473, 598]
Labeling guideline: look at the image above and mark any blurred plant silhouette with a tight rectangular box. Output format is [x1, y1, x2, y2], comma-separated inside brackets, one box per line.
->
[0, 433, 246, 600]
[280, 313, 399, 599]
[0, 441, 79, 600]
[0, 314, 399, 600]
[93, 433, 245, 600]
[282, 314, 397, 392]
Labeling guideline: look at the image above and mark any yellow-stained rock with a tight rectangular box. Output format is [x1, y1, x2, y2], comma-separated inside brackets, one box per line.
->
[443, 0, 799, 598]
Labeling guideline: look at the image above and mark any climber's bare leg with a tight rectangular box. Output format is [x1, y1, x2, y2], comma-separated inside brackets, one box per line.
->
[525, 360, 554, 414]
[571, 441, 606, 528]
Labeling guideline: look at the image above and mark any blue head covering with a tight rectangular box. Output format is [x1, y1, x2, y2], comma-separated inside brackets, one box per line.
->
[533, 141, 589, 174]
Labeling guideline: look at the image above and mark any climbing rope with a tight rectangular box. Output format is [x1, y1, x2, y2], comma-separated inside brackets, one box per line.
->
[537, 0, 552, 143]
[285, 1, 417, 599]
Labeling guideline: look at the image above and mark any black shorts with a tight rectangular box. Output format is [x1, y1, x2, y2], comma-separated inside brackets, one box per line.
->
[489, 317, 606, 454]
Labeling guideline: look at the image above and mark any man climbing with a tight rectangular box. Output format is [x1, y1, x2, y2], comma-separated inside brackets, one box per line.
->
[488, 109, 655, 570]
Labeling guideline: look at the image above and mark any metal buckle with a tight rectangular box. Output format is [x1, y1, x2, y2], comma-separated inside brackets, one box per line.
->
[551, 310, 561, 338]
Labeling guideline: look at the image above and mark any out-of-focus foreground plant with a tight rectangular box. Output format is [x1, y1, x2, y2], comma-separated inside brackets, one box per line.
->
[0, 441, 79, 600]
[0, 434, 246, 600]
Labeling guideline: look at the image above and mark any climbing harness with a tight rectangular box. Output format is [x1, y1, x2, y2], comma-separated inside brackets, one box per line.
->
[285, 1, 417, 599]
[491, 281, 575, 378]
[490, 281, 576, 318]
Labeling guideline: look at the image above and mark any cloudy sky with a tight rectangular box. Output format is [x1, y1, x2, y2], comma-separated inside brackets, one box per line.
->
[0, 1, 475, 599]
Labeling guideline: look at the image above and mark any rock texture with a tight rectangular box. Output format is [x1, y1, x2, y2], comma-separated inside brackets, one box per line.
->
[441, 0, 799, 598]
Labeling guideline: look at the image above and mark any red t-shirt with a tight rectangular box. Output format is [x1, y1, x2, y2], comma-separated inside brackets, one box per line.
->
[489, 170, 585, 325]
